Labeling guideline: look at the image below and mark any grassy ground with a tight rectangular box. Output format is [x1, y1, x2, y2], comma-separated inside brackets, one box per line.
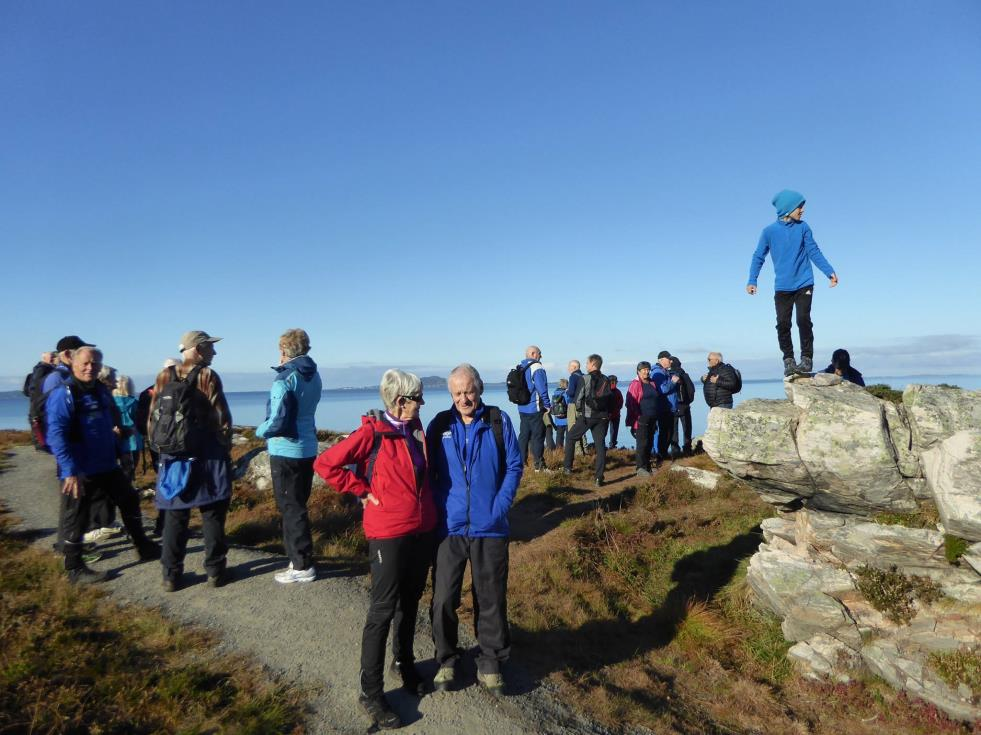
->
[0, 499, 308, 734]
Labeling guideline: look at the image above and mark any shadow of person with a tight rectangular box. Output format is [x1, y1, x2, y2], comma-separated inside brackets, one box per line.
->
[509, 485, 639, 542]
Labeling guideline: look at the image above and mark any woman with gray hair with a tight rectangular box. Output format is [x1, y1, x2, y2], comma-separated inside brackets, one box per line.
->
[256, 329, 322, 584]
[314, 369, 436, 730]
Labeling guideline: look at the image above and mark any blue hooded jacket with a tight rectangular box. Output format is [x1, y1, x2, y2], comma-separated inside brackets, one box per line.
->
[748, 219, 835, 293]
[256, 354, 322, 458]
[46, 379, 119, 479]
[651, 364, 678, 416]
[427, 403, 523, 538]
[517, 358, 550, 414]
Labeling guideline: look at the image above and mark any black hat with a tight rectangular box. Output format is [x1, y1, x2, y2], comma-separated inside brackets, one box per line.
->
[56, 335, 93, 352]
[657, 350, 672, 360]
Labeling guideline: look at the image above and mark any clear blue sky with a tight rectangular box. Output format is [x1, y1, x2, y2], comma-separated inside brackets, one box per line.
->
[2, 1, 980, 390]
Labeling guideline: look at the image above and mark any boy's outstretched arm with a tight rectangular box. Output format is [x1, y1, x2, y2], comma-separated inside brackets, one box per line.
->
[746, 232, 769, 295]
[803, 224, 838, 287]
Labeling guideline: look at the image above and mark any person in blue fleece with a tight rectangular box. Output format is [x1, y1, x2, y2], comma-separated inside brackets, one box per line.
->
[256, 328, 323, 584]
[747, 189, 838, 376]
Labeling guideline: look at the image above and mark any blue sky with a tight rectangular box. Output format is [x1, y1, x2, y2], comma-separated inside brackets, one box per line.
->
[2, 1, 980, 391]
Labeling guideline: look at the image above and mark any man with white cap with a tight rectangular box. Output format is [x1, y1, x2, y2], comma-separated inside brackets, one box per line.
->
[149, 330, 234, 591]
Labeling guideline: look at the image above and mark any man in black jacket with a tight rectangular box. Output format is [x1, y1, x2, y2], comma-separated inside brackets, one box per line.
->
[701, 352, 739, 409]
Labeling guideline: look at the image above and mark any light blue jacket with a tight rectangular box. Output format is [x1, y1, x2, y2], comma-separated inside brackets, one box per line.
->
[256, 355, 322, 458]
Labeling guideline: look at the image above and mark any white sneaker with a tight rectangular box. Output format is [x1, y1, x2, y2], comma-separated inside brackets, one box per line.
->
[274, 563, 316, 584]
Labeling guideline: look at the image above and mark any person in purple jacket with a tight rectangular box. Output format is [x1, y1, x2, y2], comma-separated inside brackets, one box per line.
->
[747, 189, 838, 376]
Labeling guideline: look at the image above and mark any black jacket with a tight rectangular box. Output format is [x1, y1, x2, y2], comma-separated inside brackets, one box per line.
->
[702, 363, 738, 407]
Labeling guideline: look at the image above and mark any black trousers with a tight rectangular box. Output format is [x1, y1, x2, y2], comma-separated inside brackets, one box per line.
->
[61, 469, 148, 570]
[432, 535, 510, 674]
[270, 455, 315, 571]
[655, 413, 674, 461]
[608, 415, 620, 448]
[671, 408, 693, 452]
[517, 411, 546, 469]
[564, 418, 609, 480]
[361, 531, 435, 698]
[775, 286, 814, 360]
[635, 415, 658, 470]
[554, 424, 566, 449]
[161, 499, 230, 580]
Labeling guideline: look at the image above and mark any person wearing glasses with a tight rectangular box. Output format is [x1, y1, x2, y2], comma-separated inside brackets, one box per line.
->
[313, 369, 436, 730]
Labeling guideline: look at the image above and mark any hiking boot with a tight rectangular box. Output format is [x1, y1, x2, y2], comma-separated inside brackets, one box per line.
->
[137, 542, 162, 562]
[390, 660, 427, 696]
[162, 577, 179, 592]
[358, 693, 401, 729]
[476, 670, 505, 697]
[275, 562, 316, 585]
[433, 663, 455, 692]
[797, 356, 813, 373]
[636, 468, 651, 477]
[68, 565, 107, 585]
[594, 478, 604, 488]
[207, 569, 231, 588]
[783, 357, 798, 377]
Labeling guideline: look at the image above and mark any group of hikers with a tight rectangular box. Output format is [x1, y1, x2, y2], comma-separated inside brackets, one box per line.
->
[17, 188, 861, 729]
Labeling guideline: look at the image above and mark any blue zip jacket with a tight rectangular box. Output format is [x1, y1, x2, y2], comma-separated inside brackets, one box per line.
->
[517, 359, 550, 414]
[565, 370, 583, 404]
[748, 219, 835, 292]
[651, 365, 678, 415]
[256, 354, 322, 458]
[47, 379, 119, 479]
[427, 403, 523, 538]
[41, 364, 70, 395]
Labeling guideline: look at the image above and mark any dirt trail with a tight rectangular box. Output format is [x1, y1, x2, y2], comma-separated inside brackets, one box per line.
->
[0, 446, 613, 735]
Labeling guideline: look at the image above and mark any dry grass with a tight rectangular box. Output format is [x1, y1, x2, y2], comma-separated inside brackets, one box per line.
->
[0, 502, 307, 734]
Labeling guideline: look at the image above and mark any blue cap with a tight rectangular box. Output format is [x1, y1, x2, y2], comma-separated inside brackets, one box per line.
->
[772, 189, 806, 218]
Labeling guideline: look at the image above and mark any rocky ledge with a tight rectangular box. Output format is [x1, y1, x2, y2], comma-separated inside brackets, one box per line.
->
[705, 376, 981, 722]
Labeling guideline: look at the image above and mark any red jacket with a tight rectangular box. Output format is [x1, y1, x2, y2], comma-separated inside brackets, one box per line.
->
[313, 413, 436, 540]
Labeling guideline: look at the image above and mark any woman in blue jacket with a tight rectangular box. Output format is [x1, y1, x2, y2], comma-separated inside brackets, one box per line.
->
[256, 329, 323, 584]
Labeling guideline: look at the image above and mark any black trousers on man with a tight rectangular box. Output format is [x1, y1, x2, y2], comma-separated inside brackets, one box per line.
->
[517, 410, 547, 469]
[361, 531, 435, 699]
[270, 455, 315, 571]
[608, 415, 621, 448]
[775, 286, 814, 360]
[635, 415, 658, 470]
[161, 499, 230, 582]
[655, 413, 675, 463]
[671, 408, 693, 456]
[432, 535, 510, 675]
[61, 469, 149, 570]
[564, 418, 609, 480]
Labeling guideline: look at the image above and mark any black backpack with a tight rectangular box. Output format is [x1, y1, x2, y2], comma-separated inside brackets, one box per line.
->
[730, 366, 743, 394]
[428, 406, 506, 477]
[584, 373, 613, 413]
[135, 385, 154, 438]
[551, 391, 568, 419]
[506, 361, 537, 406]
[149, 365, 205, 456]
[29, 367, 64, 452]
[677, 370, 696, 405]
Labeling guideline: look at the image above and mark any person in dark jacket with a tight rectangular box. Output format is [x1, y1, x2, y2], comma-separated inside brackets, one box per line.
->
[701, 352, 740, 409]
[563, 354, 611, 486]
[668, 358, 694, 457]
[823, 348, 865, 386]
[607, 376, 624, 449]
[427, 364, 523, 697]
[46, 346, 160, 584]
[314, 369, 436, 730]
[150, 331, 233, 592]
[651, 351, 681, 463]
[256, 328, 323, 584]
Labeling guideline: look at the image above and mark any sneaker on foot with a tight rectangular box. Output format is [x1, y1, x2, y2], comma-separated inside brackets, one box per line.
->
[433, 663, 455, 692]
[359, 694, 401, 729]
[274, 564, 316, 584]
[783, 357, 798, 377]
[81, 550, 103, 565]
[68, 565, 107, 585]
[162, 577, 180, 592]
[797, 356, 813, 373]
[207, 569, 230, 588]
[476, 670, 505, 696]
[390, 660, 427, 696]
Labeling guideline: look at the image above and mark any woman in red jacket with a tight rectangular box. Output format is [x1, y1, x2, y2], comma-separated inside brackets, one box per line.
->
[314, 369, 435, 730]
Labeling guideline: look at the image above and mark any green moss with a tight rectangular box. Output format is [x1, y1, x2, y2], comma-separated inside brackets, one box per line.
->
[944, 535, 968, 565]
[872, 501, 940, 530]
[855, 565, 944, 625]
[929, 648, 980, 694]
[865, 384, 903, 404]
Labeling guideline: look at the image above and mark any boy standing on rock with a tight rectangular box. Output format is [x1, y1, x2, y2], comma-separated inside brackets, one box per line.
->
[747, 189, 838, 376]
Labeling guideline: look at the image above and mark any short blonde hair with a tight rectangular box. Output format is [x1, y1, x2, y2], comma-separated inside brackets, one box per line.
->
[279, 328, 311, 359]
[379, 369, 423, 412]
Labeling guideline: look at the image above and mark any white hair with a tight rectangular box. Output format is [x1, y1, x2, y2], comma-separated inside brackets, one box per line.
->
[379, 369, 423, 412]
[448, 363, 484, 394]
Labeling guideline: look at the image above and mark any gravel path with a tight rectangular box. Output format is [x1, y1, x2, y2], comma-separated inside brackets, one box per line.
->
[0, 446, 612, 735]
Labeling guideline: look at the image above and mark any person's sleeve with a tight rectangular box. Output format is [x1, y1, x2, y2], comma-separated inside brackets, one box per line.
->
[425, 417, 445, 491]
[853, 370, 866, 387]
[803, 224, 835, 278]
[313, 424, 374, 498]
[492, 413, 523, 521]
[613, 389, 624, 413]
[748, 230, 770, 286]
[256, 377, 298, 440]
[564, 374, 578, 402]
[46, 387, 76, 477]
[204, 371, 234, 446]
[625, 381, 640, 428]
[533, 367, 550, 409]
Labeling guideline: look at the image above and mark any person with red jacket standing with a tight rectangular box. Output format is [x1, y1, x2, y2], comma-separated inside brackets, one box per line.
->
[314, 369, 436, 730]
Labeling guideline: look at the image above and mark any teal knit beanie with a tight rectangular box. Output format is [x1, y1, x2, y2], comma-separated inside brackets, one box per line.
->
[772, 189, 806, 218]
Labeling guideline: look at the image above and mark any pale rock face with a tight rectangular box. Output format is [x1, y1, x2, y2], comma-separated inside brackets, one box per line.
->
[788, 634, 861, 683]
[963, 542, 981, 576]
[746, 546, 854, 618]
[921, 430, 981, 542]
[882, 401, 922, 478]
[668, 465, 719, 489]
[904, 384, 981, 454]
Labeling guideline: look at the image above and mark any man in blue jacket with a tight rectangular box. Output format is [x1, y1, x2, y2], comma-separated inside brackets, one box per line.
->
[256, 328, 323, 585]
[652, 351, 680, 467]
[747, 189, 838, 376]
[516, 345, 550, 471]
[427, 363, 523, 697]
[47, 346, 160, 584]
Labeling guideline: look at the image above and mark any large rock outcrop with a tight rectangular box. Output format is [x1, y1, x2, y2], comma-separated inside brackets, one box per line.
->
[706, 378, 981, 722]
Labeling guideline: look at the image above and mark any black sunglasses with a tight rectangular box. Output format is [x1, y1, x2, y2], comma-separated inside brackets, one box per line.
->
[400, 394, 424, 404]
